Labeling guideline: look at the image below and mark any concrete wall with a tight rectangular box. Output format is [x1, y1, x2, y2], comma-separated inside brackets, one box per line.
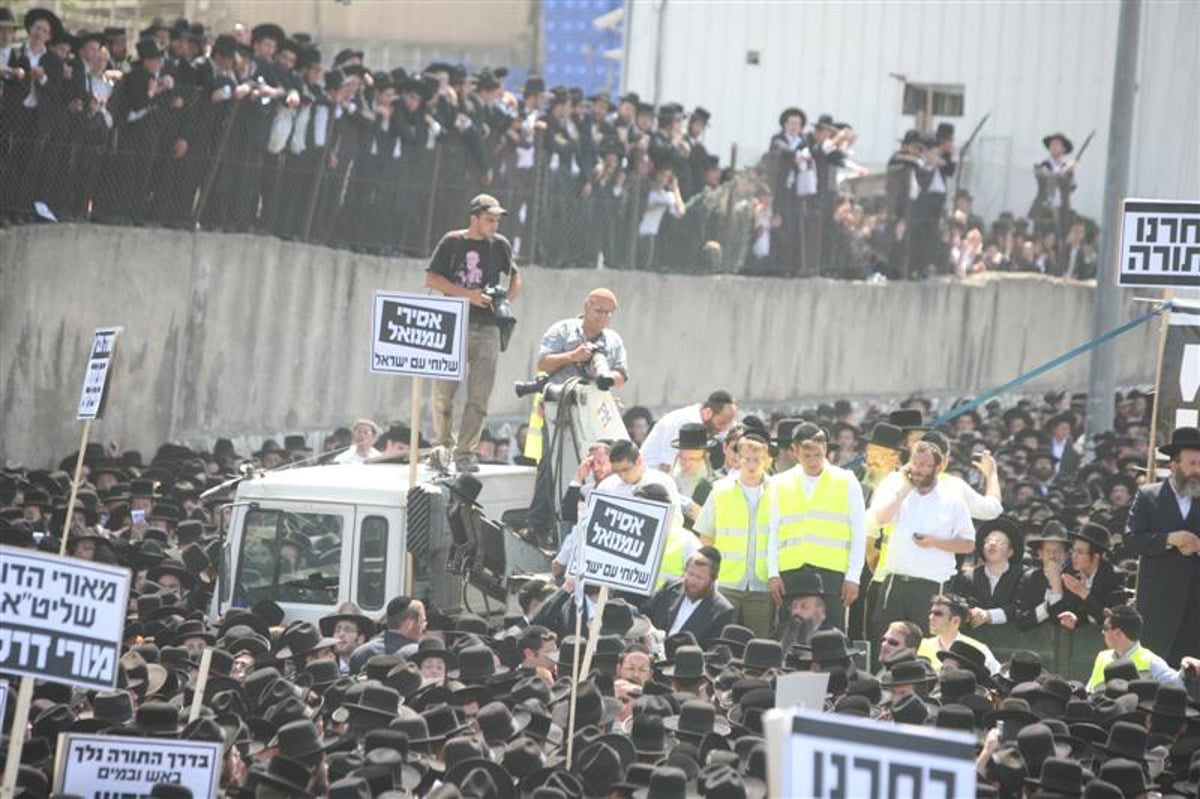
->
[0, 225, 1159, 466]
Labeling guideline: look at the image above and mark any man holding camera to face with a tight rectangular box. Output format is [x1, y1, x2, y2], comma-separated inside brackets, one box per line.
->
[425, 193, 522, 473]
[535, 288, 628, 389]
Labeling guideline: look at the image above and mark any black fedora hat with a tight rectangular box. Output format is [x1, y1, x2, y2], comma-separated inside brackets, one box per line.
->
[1024, 757, 1083, 796]
[446, 473, 483, 507]
[664, 699, 732, 739]
[1042, 132, 1074, 154]
[795, 630, 862, 665]
[550, 681, 619, 729]
[23, 7, 63, 36]
[628, 713, 669, 758]
[976, 517, 1024, 560]
[661, 646, 706, 681]
[1100, 720, 1149, 761]
[476, 700, 531, 746]
[672, 423, 715, 451]
[442, 757, 515, 799]
[1025, 520, 1070, 550]
[866, 423, 909, 456]
[778, 107, 806, 128]
[1159, 426, 1200, 457]
[1138, 683, 1199, 719]
[249, 755, 312, 798]
[710, 625, 755, 656]
[880, 659, 937, 688]
[275, 622, 337, 660]
[342, 683, 401, 723]
[1069, 521, 1112, 553]
[732, 639, 783, 672]
[448, 644, 509, 682]
[600, 598, 653, 640]
[1097, 758, 1151, 796]
[781, 566, 827, 600]
[936, 640, 994, 684]
[408, 635, 457, 669]
[887, 409, 927, 431]
[319, 606, 377, 639]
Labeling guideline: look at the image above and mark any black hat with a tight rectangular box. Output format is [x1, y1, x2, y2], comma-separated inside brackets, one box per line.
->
[1042, 132, 1074, 154]
[449, 644, 509, 683]
[732, 639, 783, 671]
[446, 472, 484, 507]
[251, 22, 286, 44]
[672, 422, 715, 450]
[880, 659, 937, 688]
[550, 681, 619, 729]
[866, 423, 909, 455]
[780, 567, 826, 600]
[1159, 426, 1200, 457]
[795, 630, 861, 664]
[275, 622, 338, 659]
[1024, 757, 1083, 796]
[628, 713, 669, 757]
[1025, 520, 1070, 550]
[900, 129, 923, 147]
[1137, 683, 1199, 719]
[935, 122, 955, 141]
[319, 607, 376, 639]
[1069, 521, 1111, 553]
[523, 74, 546, 95]
[936, 640, 994, 684]
[250, 755, 312, 798]
[0, 8, 17, 28]
[408, 635, 457, 669]
[660, 645, 706, 680]
[476, 700, 531, 745]
[23, 7, 62, 36]
[135, 37, 164, 61]
[342, 683, 401, 723]
[599, 598, 652, 640]
[664, 699, 732, 739]
[779, 107, 806, 128]
[1097, 759, 1151, 797]
[710, 625, 755, 657]
[1101, 720, 1149, 761]
[443, 757, 515, 799]
[887, 409, 927, 430]
[690, 106, 711, 123]
[976, 517, 1024, 560]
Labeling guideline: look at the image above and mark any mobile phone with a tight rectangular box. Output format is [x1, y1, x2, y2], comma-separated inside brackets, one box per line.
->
[131, 509, 146, 528]
[912, 533, 926, 540]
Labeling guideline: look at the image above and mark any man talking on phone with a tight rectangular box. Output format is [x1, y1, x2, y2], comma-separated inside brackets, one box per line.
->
[867, 440, 976, 635]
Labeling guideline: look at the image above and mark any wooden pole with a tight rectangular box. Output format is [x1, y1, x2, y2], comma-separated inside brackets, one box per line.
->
[59, 420, 93, 556]
[565, 583, 585, 769]
[0, 677, 35, 799]
[1146, 293, 1175, 479]
[188, 648, 214, 723]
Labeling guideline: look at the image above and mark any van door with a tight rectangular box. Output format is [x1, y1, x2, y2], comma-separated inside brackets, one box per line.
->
[228, 502, 354, 624]
[350, 507, 403, 617]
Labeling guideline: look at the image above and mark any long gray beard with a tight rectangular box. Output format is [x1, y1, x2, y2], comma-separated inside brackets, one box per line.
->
[1172, 474, 1200, 499]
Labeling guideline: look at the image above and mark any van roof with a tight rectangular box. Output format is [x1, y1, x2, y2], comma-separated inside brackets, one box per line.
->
[234, 462, 536, 507]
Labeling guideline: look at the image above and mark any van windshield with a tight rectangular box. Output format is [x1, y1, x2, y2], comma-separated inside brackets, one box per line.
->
[234, 508, 343, 606]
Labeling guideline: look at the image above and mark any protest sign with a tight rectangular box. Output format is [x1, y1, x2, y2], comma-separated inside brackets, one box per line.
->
[775, 672, 830, 711]
[0, 547, 131, 690]
[54, 734, 222, 799]
[371, 291, 468, 380]
[0, 681, 7, 730]
[1155, 303, 1200, 437]
[765, 709, 976, 799]
[579, 492, 671, 595]
[1119, 199, 1200, 289]
[76, 327, 121, 421]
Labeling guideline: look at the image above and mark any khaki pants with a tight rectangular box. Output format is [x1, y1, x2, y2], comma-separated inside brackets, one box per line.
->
[432, 322, 500, 458]
[724, 588, 775, 638]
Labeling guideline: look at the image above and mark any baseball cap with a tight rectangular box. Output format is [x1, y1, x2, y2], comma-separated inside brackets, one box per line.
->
[469, 194, 507, 216]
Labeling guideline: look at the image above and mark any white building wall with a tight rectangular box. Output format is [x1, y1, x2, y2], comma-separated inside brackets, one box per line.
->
[624, 0, 1197, 225]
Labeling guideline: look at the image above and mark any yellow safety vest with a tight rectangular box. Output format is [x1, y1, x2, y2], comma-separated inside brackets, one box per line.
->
[1086, 645, 1157, 693]
[656, 525, 691, 589]
[774, 467, 854, 574]
[711, 477, 770, 589]
[871, 521, 894, 584]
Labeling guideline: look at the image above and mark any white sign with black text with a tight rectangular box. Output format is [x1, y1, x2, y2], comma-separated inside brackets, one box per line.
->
[0, 547, 131, 690]
[54, 734, 222, 799]
[579, 492, 670, 596]
[371, 291, 468, 380]
[1119, 199, 1200, 288]
[765, 709, 977, 799]
[76, 327, 121, 420]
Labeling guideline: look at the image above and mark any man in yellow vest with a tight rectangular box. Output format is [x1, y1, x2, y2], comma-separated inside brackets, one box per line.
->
[1085, 604, 1200, 692]
[694, 429, 774, 636]
[767, 423, 866, 632]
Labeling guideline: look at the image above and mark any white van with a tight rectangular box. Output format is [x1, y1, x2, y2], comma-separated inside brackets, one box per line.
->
[213, 461, 544, 625]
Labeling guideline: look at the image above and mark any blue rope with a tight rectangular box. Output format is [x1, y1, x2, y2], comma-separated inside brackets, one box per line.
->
[931, 302, 1170, 427]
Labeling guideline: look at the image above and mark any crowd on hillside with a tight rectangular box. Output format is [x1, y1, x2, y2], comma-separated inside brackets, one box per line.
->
[2, 8, 1099, 279]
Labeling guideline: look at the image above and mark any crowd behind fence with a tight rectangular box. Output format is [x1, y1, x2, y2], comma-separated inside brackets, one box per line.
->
[2, 11, 1101, 280]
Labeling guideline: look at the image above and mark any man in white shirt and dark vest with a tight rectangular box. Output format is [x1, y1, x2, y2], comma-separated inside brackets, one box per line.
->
[694, 429, 774, 636]
[767, 423, 866, 632]
[868, 440, 976, 636]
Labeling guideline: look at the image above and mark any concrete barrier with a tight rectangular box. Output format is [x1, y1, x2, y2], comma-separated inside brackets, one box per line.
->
[1, 225, 1159, 466]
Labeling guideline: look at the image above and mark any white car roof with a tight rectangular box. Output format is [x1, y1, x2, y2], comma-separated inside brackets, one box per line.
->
[234, 462, 536, 507]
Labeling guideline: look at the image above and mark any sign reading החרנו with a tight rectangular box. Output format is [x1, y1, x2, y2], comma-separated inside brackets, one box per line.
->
[578, 492, 671, 596]
[370, 291, 468, 381]
[76, 327, 121, 420]
[1119, 199, 1200, 288]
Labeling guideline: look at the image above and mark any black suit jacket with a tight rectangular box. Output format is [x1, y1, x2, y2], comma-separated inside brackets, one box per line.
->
[646, 580, 736, 647]
[1124, 479, 1200, 656]
[1013, 567, 1072, 630]
[1061, 558, 1125, 628]
[950, 563, 1022, 623]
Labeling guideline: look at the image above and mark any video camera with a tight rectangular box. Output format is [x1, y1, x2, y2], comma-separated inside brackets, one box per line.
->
[513, 341, 617, 398]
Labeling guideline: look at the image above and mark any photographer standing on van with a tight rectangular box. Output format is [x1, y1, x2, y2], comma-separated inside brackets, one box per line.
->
[425, 193, 522, 473]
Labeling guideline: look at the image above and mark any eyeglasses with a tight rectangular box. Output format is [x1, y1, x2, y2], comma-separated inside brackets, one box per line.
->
[880, 637, 901, 647]
[587, 305, 616, 316]
[928, 609, 949, 618]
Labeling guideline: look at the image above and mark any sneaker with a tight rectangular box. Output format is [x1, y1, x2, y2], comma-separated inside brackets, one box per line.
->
[454, 453, 480, 473]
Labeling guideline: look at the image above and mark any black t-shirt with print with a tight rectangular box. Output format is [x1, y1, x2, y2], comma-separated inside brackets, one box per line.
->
[427, 230, 514, 324]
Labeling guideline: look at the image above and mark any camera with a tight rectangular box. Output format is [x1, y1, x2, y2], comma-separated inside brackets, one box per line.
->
[483, 285, 517, 351]
[514, 372, 550, 399]
[586, 343, 617, 391]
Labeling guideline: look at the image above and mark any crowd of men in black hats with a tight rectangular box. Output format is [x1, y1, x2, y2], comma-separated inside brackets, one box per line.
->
[2, 6, 1100, 280]
[3, 383, 1200, 798]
